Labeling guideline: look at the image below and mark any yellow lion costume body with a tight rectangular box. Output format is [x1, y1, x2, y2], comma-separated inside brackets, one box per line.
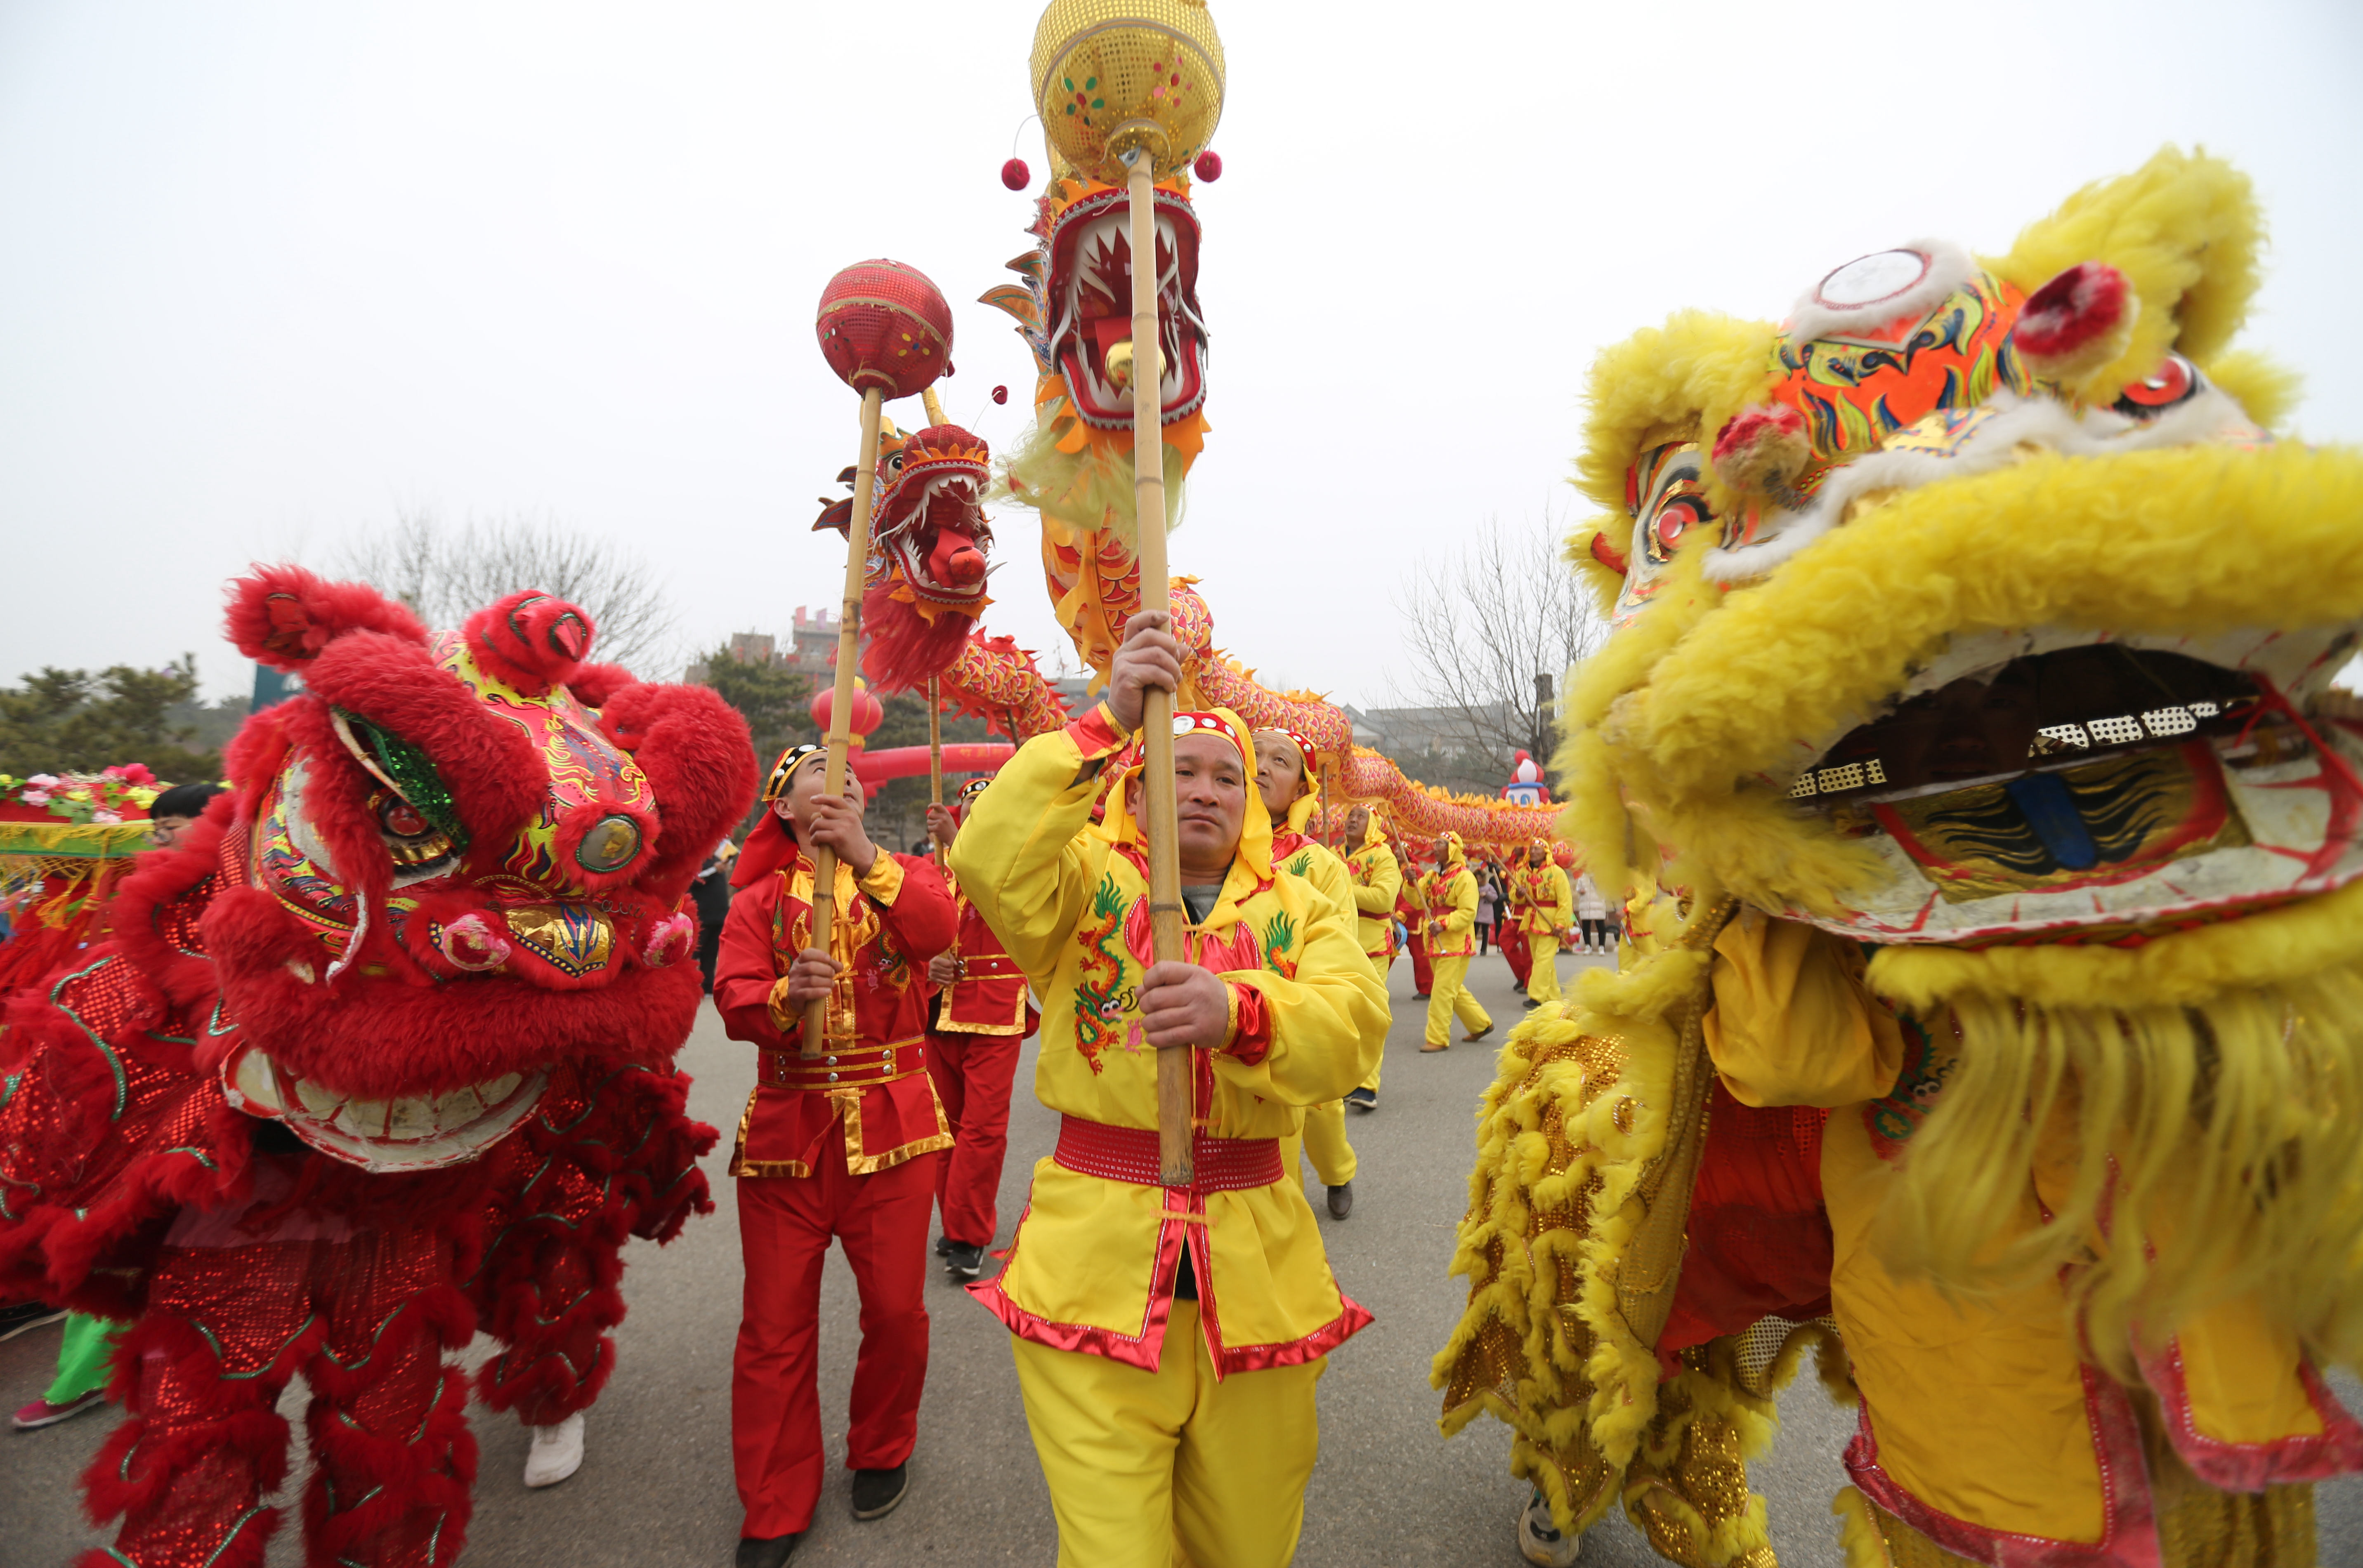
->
[1435, 148, 2363, 1568]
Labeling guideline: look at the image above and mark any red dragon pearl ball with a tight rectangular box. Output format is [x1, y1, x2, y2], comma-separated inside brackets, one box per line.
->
[814, 260, 955, 398]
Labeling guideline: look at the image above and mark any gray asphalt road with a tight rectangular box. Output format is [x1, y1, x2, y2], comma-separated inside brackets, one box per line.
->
[6, 948, 2359, 1566]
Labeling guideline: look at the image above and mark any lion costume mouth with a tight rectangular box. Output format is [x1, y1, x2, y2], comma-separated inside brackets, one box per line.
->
[221, 1042, 548, 1173]
[1791, 637, 2360, 924]
[1604, 438, 2363, 943]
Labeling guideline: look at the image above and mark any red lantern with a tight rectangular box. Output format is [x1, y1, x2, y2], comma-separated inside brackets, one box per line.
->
[815, 260, 954, 398]
[809, 681, 885, 741]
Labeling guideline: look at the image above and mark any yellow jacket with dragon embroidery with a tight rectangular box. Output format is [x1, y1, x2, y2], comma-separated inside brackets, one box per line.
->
[947, 703, 1385, 1375]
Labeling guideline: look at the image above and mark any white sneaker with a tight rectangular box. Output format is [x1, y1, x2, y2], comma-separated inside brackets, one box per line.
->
[523, 1411, 585, 1488]
[1518, 1489, 1581, 1565]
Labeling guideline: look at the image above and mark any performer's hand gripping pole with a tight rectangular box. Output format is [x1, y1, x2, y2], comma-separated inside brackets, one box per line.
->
[803, 384, 887, 1059]
[1125, 153, 1192, 1188]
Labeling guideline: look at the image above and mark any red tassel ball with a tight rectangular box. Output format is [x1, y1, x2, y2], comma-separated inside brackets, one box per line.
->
[1001, 158, 1031, 191]
[991, 385, 1009, 405]
[1192, 151, 1223, 182]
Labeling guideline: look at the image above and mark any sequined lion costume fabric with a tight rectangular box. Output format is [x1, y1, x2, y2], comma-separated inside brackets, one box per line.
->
[1436, 148, 2363, 1567]
[0, 566, 757, 1568]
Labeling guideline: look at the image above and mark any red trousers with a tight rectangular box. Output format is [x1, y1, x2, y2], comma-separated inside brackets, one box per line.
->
[733, 1122, 938, 1539]
[924, 1029, 1024, 1247]
[1409, 932, 1433, 993]
[1500, 926, 1533, 990]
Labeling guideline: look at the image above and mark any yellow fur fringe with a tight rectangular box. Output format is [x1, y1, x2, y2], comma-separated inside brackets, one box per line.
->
[1831, 1486, 1898, 1568]
[2201, 348, 2303, 434]
[1870, 877, 2363, 1011]
[999, 415, 1188, 538]
[1990, 146, 2262, 403]
[1431, 909, 1730, 1537]
[1874, 938, 2363, 1379]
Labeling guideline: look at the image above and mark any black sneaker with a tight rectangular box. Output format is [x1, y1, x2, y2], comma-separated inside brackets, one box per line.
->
[734, 1533, 802, 1568]
[0, 1303, 64, 1344]
[944, 1243, 986, 1281]
[1326, 1182, 1353, 1220]
[933, 1235, 954, 1258]
[852, 1463, 909, 1521]
[1344, 1087, 1378, 1112]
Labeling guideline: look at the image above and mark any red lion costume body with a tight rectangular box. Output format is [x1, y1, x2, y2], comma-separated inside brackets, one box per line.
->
[0, 567, 756, 1568]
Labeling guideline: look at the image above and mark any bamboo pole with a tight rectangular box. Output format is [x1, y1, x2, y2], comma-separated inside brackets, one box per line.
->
[1128, 154, 1192, 1188]
[803, 384, 888, 1059]
[927, 676, 945, 868]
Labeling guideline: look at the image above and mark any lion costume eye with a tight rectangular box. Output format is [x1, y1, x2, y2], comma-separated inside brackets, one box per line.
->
[1613, 441, 1716, 625]
[331, 709, 470, 883]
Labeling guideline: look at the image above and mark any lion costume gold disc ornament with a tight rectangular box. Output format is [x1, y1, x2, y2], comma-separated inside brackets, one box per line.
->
[1436, 148, 2363, 1568]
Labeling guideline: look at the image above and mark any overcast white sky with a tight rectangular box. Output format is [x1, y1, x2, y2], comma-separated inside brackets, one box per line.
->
[3, 2, 2358, 706]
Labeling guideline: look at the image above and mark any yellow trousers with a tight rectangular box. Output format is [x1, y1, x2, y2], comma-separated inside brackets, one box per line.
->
[1282, 1099, 1355, 1187]
[1361, 948, 1390, 1092]
[1424, 955, 1491, 1046]
[1526, 932, 1561, 1003]
[1010, 1304, 1325, 1568]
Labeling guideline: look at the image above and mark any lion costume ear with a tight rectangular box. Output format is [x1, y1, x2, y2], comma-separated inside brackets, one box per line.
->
[226, 566, 431, 672]
[463, 589, 597, 696]
[1992, 145, 2262, 402]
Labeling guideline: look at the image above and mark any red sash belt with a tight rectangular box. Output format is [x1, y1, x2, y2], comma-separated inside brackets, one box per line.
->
[759, 1036, 928, 1089]
[1053, 1114, 1283, 1193]
[952, 954, 1023, 980]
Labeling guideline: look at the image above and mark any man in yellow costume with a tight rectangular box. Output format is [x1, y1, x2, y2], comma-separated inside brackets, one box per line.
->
[1418, 830, 1492, 1052]
[1438, 147, 2363, 1568]
[1340, 803, 1400, 1112]
[949, 610, 1386, 1568]
[1252, 726, 1375, 1221]
[1513, 839, 1574, 1009]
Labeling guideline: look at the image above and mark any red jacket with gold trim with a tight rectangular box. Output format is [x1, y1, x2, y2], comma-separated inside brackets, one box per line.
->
[933, 872, 1039, 1038]
[714, 837, 957, 1178]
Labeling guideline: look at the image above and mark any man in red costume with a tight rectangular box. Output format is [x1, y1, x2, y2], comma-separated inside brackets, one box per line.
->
[922, 776, 1038, 1281]
[714, 744, 957, 1568]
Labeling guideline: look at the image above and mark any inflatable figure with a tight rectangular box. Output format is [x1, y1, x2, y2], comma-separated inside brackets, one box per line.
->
[1437, 149, 2363, 1566]
[0, 566, 756, 1568]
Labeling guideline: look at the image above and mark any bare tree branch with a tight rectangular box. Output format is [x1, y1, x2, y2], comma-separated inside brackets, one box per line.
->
[1385, 500, 1610, 789]
[338, 509, 682, 675]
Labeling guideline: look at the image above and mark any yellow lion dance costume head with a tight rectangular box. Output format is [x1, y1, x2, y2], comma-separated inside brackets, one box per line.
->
[1439, 147, 2363, 1568]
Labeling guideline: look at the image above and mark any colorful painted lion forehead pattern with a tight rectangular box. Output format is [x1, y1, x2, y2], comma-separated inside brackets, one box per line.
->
[426, 633, 653, 886]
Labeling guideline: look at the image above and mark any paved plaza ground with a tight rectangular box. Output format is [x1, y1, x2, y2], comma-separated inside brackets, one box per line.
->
[6, 948, 2359, 1565]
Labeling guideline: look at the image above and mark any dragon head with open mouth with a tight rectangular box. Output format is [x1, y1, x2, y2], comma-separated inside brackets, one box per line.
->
[1571, 148, 2359, 948]
[984, 165, 1211, 682]
[818, 419, 999, 691]
[205, 566, 755, 1172]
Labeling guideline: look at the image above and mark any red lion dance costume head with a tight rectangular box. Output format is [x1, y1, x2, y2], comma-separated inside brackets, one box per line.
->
[0, 566, 755, 1568]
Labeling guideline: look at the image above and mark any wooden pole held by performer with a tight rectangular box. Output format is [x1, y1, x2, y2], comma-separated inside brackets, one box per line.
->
[1028, 0, 1224, 1188]
[810, 257, 955, 1058]
[805, 384, 887, 1059]
[926, 676, 945, 868]
[1126, 152, 1192, 1187]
